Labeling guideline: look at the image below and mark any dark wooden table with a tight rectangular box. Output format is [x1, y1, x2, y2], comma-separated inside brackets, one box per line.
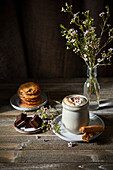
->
[0, 78, 113, 170]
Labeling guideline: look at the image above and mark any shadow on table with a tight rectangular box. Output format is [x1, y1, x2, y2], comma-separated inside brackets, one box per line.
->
[89, 99, 113, 145]
[98, 99, 113, 110]
[96, 99, 113, 145]
[0, 105, 15, 113]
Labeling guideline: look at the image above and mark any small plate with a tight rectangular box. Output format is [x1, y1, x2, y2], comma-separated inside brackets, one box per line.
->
[10, 92, 47, 111]
[13, 114, 42, 134]
[52, 113, 105, 142]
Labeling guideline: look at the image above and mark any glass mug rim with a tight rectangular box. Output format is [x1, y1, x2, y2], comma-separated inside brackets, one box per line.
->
[62, 94, 89, 111]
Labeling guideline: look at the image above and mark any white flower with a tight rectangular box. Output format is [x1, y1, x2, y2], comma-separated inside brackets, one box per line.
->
[68, 28, 74, 34]
[97, 58, 101, 62]
[48, 120, 52, 124]
[99, 12, 105, 17]
[83, 54, 87, 61]
[46, 111, 49, 114]
[108, 48, 113, 51]
[50, 127, 53, 131]
[84, 58, 88, 61]
[44, 107, 48, 112]
[84, 54, 87, 58]
[66, 46, 70, 50]
[70, 39, 75, 43]
[61, 7, 65, 12]
[84, 45, 88, 50]
[41, 115, 44, 119]
[36, 136, 39, 139]
[41, 106, 44, 111]
[43, 120, 48, 123]
[84, 30, 89, 36]
[37, 109, 40, 113]
[66, 35, 69, 39]
[71, 30, 75, 36]
[68, 142, 72, 147]
[73, 12, 80, 18]
[73, 48, 77, 52]
[70, 18, 75, 24]
[107, 24, 111, 27]
[90, 41, 92, 44]
[91, 27, 96, 29]
[83, 21, 86, 24]
[110, 36, 113, 39]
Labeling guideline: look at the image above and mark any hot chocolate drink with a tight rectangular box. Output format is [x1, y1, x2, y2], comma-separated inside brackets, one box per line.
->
[64, 95, 86, 107]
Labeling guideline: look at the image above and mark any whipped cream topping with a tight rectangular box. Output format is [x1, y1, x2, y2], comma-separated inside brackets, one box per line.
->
[64, 96, 86, 107]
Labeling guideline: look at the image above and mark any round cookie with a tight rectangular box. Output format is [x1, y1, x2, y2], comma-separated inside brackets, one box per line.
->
[20, 96, 42, 105]
[18, 82, 41, 95]
[19, 100, 41, 108]
[18, 91, 41, 101]
[19, 96, 41, 102]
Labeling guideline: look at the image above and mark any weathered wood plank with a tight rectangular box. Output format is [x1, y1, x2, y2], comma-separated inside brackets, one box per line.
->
[0, 150, 113, 163]
[0, 162, 113, 170]
[0, 134, 113, 150]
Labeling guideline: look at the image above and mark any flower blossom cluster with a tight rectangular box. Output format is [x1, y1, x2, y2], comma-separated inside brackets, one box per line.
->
[60, 3, 113, 68]
[37, 106, 60, 132]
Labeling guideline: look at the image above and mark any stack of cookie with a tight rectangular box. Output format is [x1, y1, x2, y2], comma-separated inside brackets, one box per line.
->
[18, 82, 42, 108]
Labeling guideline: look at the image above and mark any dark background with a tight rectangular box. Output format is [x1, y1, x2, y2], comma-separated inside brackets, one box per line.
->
[0, 0, 113, 82]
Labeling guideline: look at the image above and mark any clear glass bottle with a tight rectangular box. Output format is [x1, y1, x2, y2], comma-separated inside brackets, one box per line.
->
[84, 66, 100, 110]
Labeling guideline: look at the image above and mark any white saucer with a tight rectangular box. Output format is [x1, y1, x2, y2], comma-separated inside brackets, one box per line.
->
[52, 113, 105, 142]
[10, 92, 47, 111]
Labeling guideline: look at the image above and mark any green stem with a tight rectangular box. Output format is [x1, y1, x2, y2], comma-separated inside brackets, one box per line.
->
[95, 38, 113, 57]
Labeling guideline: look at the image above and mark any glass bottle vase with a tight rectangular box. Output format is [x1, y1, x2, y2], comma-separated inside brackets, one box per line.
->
[83, 66, 100, 110]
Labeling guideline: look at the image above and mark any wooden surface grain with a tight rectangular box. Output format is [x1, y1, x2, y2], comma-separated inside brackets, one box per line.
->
[0, 78, 113, 169]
